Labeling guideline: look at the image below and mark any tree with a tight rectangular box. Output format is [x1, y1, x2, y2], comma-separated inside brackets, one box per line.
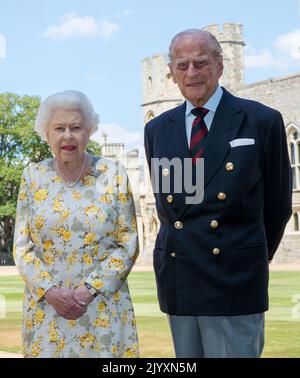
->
[0, 93, 101, 265]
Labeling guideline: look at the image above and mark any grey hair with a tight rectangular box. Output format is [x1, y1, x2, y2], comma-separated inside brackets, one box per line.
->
[34, 90, 99, 141]
[168, 29, 223, 63]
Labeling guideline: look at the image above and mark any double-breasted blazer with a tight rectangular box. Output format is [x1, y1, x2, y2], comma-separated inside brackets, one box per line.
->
[144, 88, 292, 316]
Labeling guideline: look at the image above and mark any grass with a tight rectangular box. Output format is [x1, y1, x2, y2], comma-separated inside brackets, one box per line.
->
[0, 271, 299, 357]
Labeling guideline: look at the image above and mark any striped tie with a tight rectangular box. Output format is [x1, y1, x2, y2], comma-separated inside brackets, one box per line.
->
[190, 107, 209, 165]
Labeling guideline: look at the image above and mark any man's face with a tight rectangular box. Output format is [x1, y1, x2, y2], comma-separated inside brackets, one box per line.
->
[169, 34, 224, 107]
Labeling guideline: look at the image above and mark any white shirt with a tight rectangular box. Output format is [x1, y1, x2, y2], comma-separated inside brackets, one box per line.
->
[185, 85, 223, 147]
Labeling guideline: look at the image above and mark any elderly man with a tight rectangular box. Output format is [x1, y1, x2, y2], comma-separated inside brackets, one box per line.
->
[144, 29, 292, 358]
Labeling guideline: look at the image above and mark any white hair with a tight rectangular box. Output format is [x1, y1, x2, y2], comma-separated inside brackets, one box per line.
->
[168, 29, 223, 63]
[34, 90, 99, 141]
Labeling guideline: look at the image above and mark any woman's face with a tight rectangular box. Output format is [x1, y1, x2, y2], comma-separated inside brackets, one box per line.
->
[46, 108, 90, 163]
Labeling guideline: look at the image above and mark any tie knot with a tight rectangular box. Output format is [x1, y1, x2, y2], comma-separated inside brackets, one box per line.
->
[191, 107, 209, 118]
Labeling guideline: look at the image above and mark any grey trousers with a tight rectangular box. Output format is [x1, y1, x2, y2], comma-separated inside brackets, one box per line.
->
[168, 313, 265, 358]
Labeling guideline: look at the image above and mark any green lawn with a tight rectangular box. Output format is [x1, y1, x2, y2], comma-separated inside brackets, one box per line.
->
[0, 271, 299, 357]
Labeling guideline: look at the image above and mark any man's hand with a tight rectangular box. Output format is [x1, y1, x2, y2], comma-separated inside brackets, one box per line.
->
[73, 285, 94, 307]
[44, 287, 87, 320]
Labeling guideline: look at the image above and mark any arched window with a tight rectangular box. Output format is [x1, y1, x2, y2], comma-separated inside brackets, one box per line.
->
[148, 77, 153, 92]
[287, 124, 300, 190]
[165, 73, 172, 88]
[145, 110, 154, 123]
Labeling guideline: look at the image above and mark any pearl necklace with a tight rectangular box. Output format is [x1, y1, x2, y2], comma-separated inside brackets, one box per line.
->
[56, 154, 87, 188]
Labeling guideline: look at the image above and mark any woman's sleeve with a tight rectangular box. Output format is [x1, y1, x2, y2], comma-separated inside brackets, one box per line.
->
[13, 166, 57, 302]
[85, 162, 139, 298]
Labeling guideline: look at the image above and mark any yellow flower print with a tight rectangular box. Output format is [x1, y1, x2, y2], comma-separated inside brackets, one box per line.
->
[93, 244, 99, 257]
[58, 227, 72, 242]
[34, 308, 45, 326]
[53, 175, 62, 183]
[43, 240, 53, 251]
[67, 250, 78, 265]
[100, 194, 112, 204]
[99, 251, 109, 262]
[34, 259, 41, 272]
[116, 175, 124, 185]
[29, 298, 36, 310]
[80, 332, 95, 348]
[30, 181, 37, 191]
[31, 337, 43, 357]
[82, 176, 94, 187]
[98, 214, 107, 224]
[68, 320, 77, 328]
[118, 192, 127, 204]
[109, 257, 125, 271]
[93, 316, 110, 328]
[121, 311, 128, 325]
[44, 252, 55, 266]
[123, 346, 138, 358]
[35, 215, 44, 231]
[115, 232, 130, 244]
[56, 338, 65, 353]
[106, 186, 114, 195]
[23, 253, 34, 264]
[82, 252, 93, 265]
[113, 292, 121, 302]
[53, 195, 64, 212]
[98, 164, 108, 173]
[60, 209, 71, 221]
[25, 318, 33, 330]
[49, 320, 59, 342]
[98, 301, 106, 312]
[30, 228, 40, 245]
[39, 271, 52, 281]
[111, 345, 118, 355]
[92, 279, 104, 290]
[18, 191, 27, 201]
[72, 190, 82, 200]
[84, 205, 100, 216]
[84, 232, 96, 245]
[34, 189, 48, 203]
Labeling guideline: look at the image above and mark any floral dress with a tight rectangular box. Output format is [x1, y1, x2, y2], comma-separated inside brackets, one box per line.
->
[13, 156, 139, 358]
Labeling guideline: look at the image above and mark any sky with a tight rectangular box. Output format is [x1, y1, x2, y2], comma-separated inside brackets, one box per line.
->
[0, 0, 300, 156]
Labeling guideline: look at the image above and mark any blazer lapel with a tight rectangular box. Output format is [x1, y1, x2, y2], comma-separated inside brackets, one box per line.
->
[203, 88, 245, 188]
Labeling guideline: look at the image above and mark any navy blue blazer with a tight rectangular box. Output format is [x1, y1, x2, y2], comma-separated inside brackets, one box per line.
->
[144, 88, 292, 316]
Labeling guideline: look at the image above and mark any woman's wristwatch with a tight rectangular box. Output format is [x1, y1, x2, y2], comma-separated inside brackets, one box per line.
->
[84, 282, 98, 297]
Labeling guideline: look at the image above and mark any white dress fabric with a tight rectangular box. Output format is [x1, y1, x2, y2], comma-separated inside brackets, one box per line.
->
[13, 157, 139, 358]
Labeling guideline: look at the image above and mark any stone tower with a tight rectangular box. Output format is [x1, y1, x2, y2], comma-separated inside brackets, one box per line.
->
[202, 23, 245, 90]
[141, 54, 184, 124]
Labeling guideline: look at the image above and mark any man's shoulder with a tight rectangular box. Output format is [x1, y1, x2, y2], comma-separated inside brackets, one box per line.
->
[145, 103, 185, 133]
[228, 90, 281, 118]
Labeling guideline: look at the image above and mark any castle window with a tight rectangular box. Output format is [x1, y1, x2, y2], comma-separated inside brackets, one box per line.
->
[288, 127, 300, 191]
[165, 73, 172, 88]
[145, 110, 154, 123]
[294, 213, 299, 232]
[148, 77, 153, 91]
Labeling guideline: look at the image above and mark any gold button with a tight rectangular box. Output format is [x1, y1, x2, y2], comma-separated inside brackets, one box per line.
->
[226, 162, 234, 171]
[217, 192, 227, 201]
[212, 248, 221, 255]
[170, 252, 176, 258]
[210, 220, 219, 229]
[167, 195, 174, 204]
[162, 168, 170, 177]
[174, 221, 183, 230]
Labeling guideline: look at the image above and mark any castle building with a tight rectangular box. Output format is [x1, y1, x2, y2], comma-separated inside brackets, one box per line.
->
[140, 23, 300, 264]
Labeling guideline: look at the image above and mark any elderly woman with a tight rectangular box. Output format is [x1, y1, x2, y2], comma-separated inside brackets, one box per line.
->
[13, 90, 139, 358]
